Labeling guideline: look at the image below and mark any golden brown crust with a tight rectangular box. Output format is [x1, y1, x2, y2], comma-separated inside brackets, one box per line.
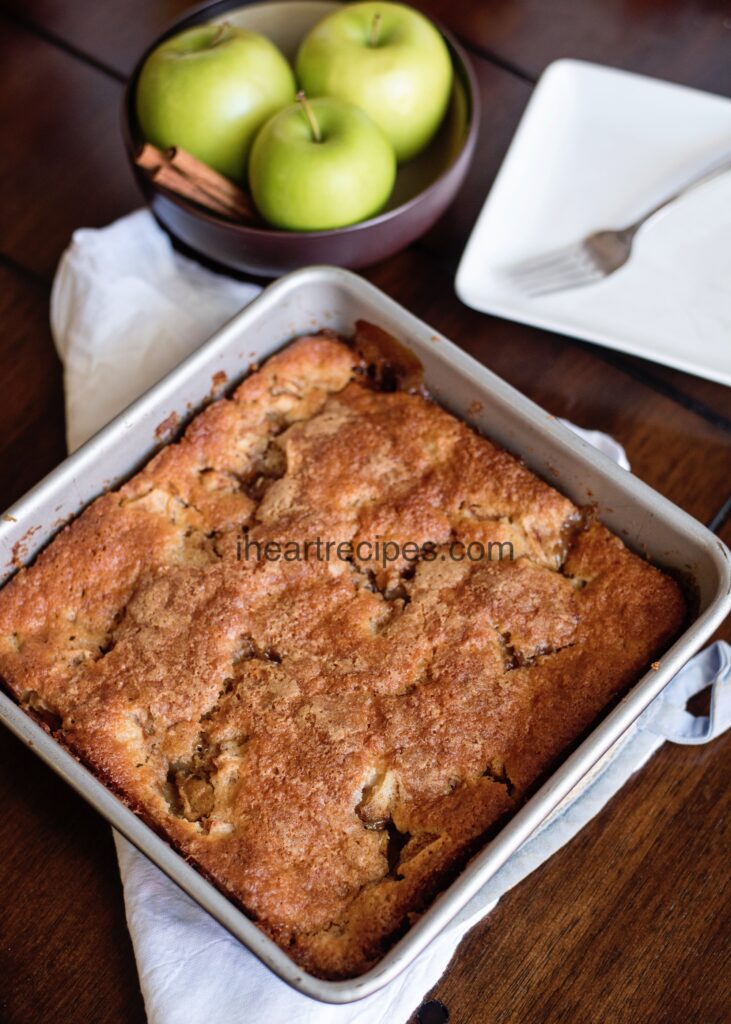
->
[0, 332, 686, 978]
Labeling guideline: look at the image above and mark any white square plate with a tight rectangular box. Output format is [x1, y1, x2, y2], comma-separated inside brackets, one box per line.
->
[456, 59, 731, 386]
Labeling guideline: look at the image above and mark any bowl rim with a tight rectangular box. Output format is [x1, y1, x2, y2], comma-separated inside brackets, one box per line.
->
[121, 0, 480, 240]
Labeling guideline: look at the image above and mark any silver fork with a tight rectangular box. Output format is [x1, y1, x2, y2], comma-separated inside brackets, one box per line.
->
[504, 148, 731, 297]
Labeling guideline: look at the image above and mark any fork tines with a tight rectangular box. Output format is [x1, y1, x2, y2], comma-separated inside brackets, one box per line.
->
[504, 242, 606, 297]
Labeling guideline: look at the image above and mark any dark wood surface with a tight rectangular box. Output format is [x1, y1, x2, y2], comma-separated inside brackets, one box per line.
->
[0, 2, 729, 1022]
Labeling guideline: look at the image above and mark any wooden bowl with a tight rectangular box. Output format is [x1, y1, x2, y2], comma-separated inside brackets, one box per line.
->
[122, 0, 479, 277]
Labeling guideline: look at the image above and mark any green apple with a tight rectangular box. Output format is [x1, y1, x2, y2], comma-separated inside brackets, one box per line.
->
[136, 22, 296, 182]
[295, 2, 453, 163]
[249, 94, 396, 231]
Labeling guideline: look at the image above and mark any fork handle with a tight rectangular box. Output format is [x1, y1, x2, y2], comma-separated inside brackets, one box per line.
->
[625, 148, 731, 236]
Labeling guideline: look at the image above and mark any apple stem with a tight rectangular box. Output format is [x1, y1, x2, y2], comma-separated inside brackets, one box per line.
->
[209, 21, 231, 47]
[297, 91, 322, 143]
[369, 12, 382, 46]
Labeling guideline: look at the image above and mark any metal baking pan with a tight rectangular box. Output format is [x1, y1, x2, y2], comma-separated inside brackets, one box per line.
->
[1, 267, 729, 1003]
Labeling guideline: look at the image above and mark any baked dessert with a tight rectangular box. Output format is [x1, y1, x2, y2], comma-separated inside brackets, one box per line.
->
[0, 325, 685, 978]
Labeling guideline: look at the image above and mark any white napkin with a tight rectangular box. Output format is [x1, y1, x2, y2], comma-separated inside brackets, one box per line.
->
[51, 209, 260, 453]
[50, 210, 731, 1024]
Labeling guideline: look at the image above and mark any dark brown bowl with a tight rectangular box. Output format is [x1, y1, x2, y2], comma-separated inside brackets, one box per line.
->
[122, 0, 479, 278]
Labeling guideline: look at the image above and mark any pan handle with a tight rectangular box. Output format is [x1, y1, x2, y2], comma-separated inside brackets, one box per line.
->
[645, 641, 731, 745]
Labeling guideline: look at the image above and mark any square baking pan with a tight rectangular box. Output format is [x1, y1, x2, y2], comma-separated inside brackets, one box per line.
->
[1, 266, 729, 1003]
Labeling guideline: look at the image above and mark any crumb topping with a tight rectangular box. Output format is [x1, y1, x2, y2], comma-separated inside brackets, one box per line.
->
[0, 328, 685, 978]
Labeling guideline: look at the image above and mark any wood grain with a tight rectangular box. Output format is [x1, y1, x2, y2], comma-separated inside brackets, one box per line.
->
[1, 0, 194, 77]
[0, 268, 66, 505]
[0, 15, 139, 279]
[609, 353, 731, 432]
[418, 0, 731, 94]
[0, 727, 147, 1024]
[419, 54, 532, 267]
[410, 725, 731, 1024]
[0, 1, 729, 1022]
[0, 269, 146, 1022]
[9, 0, 731, 96]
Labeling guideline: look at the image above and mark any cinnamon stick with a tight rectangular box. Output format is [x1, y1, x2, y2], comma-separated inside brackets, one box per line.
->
[136, 142, 166, 174]
[153, 164, 236, 218]
[167, 147, 256, 220]
[134, 143, 257, 223]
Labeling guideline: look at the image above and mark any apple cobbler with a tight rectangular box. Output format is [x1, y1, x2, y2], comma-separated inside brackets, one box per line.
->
[0, 325, 685, 978]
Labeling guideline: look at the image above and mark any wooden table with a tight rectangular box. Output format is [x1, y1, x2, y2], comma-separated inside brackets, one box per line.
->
[0, 2, 729, 1021]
